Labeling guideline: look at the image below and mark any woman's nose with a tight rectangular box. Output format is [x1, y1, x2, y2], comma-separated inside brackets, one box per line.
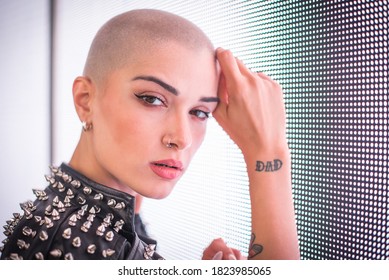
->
[165, 116, 192, 151]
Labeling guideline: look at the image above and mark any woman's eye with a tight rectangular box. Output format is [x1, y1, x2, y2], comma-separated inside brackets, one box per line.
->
[135, 94, 165, 106]
[190, 109, 210, 120]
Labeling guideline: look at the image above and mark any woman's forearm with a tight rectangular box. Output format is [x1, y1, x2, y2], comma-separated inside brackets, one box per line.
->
[245, 147, 300, 260]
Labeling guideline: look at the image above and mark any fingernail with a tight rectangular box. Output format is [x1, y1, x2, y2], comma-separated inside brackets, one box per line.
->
[228, 254, 236, 260]
[212, 251, 223, 260]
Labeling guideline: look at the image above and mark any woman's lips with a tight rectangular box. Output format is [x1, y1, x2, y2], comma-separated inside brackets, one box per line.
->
[149, 159, 184, 180]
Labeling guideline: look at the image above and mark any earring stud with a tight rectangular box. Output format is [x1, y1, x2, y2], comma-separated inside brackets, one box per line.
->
[82, 121, 93, 132]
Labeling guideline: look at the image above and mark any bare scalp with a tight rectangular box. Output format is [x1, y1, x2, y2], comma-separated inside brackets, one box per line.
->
[83, 9, 215, 85]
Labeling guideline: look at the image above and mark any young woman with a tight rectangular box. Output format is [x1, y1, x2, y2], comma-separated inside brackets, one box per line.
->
[0, 9, 299, 260]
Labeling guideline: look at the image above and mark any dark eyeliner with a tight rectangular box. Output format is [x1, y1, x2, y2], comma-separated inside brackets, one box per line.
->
[134, 93, 166, 106]
[190, 109, 210, 120]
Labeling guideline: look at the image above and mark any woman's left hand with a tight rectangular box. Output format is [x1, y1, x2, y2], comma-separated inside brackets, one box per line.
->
[213, 48, 288, 158]
[202, 238, 246, 260]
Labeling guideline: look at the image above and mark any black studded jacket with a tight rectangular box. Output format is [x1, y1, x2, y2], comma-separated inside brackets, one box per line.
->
[0, 163, 163, 260]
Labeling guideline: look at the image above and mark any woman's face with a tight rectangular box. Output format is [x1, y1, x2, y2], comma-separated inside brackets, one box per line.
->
[89, 42, 219, 199]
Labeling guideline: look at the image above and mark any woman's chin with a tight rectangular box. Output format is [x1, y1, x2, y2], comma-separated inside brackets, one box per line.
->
[140, 183, 176, 200]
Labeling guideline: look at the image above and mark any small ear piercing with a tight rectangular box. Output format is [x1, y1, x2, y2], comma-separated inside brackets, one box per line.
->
[82, 121, 93, 132]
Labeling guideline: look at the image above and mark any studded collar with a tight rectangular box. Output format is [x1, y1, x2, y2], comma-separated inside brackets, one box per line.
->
[57, 163, 137, 238]
[1, 163, 164, 260]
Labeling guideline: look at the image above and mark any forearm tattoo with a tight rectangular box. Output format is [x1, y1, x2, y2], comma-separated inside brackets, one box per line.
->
[248, 233, 263, 259]
[255, 159, 282, 172]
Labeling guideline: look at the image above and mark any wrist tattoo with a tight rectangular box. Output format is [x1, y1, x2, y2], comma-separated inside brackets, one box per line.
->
[248, 233, 263, 259]
[255, 159, 282, 172]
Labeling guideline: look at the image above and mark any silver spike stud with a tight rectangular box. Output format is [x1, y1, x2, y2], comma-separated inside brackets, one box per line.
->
[144, 244, 156, 259]
[102, 249, 115, 258]
[34, 215, 44, 225]
[9, 253, 23, 260]
[72, 236, 81, 248]
[96, 224, 106, 236]
[33, 189, 41, 198]
[93, 205, 101, 213]
[89, 207, 96, 215]
[57, 201, 65, 213]
[52, 196, 59, 206]
[81, 221, 92, 232]
[77, 196, 86, 205]
[103, 214, 112, 227]
[62, 227, 72, 239]
[107, 199, 116, 207]
[23, 209, 33, 220]
[13, 212, 22, 220]
[45, 175, 56, 185]
[64, 196, 71, 207]
[62, 173, 72, 183]
[44, 217, 53, 228]
[17, 239, 30, 250]
[66, 189, 74, 199]
[3, 228, 12, 237]
[50, 249, 62, 258]
[49, 165, 59, 174]
[105, 231, 114, 242]
[45, 205, 53, 216]
[58, 181, 65, 192]
[78, 205, 88, 216]
[22, 226, 36, 237]
[64, 252, 74, 260]
[68, 214, 78, 226]
[35, 252, 44, 260]
[52, 209, 60, 221]
[83, 186, 92, 195]
[70, 179, 81, 188]
[87, 214, 95, 222]
[87, 244, 97, 254]
[115, 202, 126, 210]
[56, 170, 63, 177]
[39, 230, 49, 241]
[114, 220, 125, 232]
[33, 189, 47, 200]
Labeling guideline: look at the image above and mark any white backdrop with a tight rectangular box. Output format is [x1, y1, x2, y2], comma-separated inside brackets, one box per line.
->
[0, 0, 50, 243]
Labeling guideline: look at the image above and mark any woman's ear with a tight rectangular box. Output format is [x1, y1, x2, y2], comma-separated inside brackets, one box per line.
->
[72, 76, 95, 122]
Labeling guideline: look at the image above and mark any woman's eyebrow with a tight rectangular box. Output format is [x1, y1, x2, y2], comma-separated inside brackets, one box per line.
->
[132, 75, 178, 95]
[200, 97, 220, 103]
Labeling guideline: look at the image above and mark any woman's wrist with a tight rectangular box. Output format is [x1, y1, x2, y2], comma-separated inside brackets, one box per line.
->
[242, 143, 291, 168]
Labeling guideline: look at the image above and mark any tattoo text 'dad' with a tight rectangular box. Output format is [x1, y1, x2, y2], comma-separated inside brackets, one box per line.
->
[248, 233, 263, 259]
[255, 159, 282, 172]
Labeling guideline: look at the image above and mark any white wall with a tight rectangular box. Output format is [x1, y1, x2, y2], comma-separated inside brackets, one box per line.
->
[0, 0, 50, 242]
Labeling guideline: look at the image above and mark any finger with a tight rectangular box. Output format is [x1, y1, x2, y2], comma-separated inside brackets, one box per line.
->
[210, 238, 235, 260]
[231, 248, 244, 260]
[217, 72, 228, 105]
[213, 73, 228, 122]
[235, 57, 253, 76]
[212, 251, 223, 260]
[256, 71, 276, 83]
[216, 48, 242, 84]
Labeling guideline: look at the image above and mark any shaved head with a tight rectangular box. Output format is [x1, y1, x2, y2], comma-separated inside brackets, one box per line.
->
[83, 9, 215, 84]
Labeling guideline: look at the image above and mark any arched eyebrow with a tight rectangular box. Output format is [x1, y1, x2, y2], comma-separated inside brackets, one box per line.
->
[132, 75, 178, 95]
[132, 75, 219, 103]
[200, 97, 220, 103]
